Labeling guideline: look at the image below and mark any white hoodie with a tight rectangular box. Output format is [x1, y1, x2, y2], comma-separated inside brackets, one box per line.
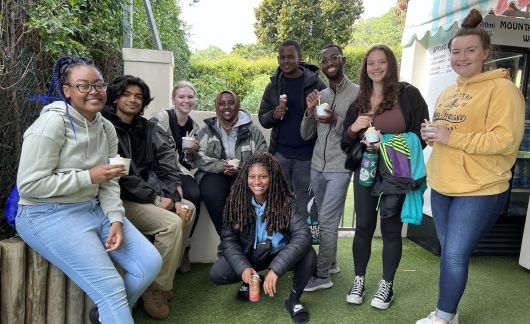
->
[17, 101, 124, 223]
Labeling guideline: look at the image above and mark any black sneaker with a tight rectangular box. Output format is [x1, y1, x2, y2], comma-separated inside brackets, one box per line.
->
[89, 306, 100, 324]
[370, 279, 393, 310]
[346, 275, 365, 304]
[236, 283, 249, 301]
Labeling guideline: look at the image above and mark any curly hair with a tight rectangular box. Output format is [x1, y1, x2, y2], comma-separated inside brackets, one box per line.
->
[106, 75, 154, 116]
[356, 45, 401, 114]
[223, 152, 294, 232]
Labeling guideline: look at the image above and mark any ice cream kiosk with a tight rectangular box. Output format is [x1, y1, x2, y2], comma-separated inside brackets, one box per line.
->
[400, 0, 530, 268]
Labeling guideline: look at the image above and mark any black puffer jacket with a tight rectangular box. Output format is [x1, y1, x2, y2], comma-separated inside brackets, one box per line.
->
[221, 201, 312, 278]
[102, 106, 181, 203]
[258, 62, 327, 154]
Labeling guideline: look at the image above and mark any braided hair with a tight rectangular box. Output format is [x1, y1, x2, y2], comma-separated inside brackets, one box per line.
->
[47, 56, 100, 140]
[224, 152, 294, 232]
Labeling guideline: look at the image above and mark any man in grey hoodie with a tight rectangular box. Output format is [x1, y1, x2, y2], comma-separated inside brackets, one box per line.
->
[301, 44, 359, 291]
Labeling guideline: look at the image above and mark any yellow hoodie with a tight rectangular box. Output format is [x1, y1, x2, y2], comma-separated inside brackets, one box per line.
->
[427, 69, 525, 195]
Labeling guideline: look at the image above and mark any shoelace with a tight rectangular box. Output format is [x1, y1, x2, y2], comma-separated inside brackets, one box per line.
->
[373, 280, 392, 301]
[349, 276, 364, 295]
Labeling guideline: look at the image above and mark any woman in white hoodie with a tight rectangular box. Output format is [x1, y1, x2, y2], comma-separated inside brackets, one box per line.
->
[15, 56, 162, 324]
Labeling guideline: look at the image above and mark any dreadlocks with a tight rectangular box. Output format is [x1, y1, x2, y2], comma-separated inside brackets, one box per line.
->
[224, 152, 294, 232]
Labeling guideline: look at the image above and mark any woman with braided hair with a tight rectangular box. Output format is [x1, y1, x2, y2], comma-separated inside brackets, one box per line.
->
[209, 152, 316, 324]
[16, 55, 162, 324]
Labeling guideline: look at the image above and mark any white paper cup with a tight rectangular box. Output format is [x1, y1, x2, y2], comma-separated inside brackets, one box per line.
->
[228, 159, 240, 169]
[182, 137, 194, 149]
[109, 157, 131, 175]
[364, 128, 379, 143]
[315, 104, 331, 117]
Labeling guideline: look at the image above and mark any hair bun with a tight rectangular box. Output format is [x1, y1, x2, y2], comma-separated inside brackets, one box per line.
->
[461, 8, 483, 28]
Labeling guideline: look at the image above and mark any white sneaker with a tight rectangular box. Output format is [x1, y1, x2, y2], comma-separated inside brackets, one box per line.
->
[370, 279, 393, 310]
[416, 311, 459, 324]
[346, 275, 365, 304]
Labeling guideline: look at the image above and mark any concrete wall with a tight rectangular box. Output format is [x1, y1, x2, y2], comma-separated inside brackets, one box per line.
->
[122, 48, 174, 119]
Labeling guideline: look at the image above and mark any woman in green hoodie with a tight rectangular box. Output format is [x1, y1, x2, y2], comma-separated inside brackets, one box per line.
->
[15, 56, 162, 324]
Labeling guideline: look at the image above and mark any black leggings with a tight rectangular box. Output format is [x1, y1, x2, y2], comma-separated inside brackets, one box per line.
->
[353, 169, 403, 282]
[209, 248, 317, 300]
[181, 174, 201, 238]
[199, 173, 236, 236]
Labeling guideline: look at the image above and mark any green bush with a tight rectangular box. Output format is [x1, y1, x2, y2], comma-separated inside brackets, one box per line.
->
[188, 45, 402, 112]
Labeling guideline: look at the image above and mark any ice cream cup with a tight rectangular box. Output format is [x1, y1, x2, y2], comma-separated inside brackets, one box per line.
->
[228, 159, 240, 169]
[315, 103, 331, 117]
[109, 157, 131, 175]
[364, 127, 379, 143]
[182, 137, 194, 149]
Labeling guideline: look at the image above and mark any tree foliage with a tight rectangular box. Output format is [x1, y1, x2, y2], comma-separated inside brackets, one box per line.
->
[254, 0, 363, 59]
[350, 7, 405, 48]
[132, 0, 191, 80]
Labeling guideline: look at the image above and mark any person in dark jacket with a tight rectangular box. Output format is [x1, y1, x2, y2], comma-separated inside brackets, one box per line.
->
[209, 152, 316, 323]
[341, 45, 429, 310]
[193, 90, 268, 237]
[102, 75, 196, 320]
[258, 39, 327, 217]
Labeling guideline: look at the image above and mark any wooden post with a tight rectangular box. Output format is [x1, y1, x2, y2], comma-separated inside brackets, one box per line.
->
[25, 247, 48, 323]
[47, 263, 66, 324]
[0, 237, 26, 324]
[84, 295, 95, 324]
[66, 278, 85, 324]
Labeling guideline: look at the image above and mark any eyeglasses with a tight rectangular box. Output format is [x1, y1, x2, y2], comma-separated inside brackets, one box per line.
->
[320, 54, 343, 65]
[65, 83, 108, 93]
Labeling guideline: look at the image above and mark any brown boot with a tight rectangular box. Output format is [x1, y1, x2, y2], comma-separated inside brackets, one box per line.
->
[142, 284, 169, 319]
[178, 246, 191, 273]
[163, 289, 174, 301]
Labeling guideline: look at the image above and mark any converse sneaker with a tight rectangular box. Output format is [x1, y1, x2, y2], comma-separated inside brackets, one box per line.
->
[303, 276, 333, 292]
[416, 311, 459, 324]
[329, 263, 341, 274]
[346, 275, 365, 304]
[370, 279, 393, 310]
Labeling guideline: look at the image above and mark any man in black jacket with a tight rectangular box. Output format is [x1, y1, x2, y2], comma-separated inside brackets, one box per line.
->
[102, 75, 195, 320]
[258, 40, 327, 216]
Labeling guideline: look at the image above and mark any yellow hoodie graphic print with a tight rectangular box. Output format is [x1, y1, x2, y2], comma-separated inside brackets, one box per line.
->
[427, 69, 525, 196]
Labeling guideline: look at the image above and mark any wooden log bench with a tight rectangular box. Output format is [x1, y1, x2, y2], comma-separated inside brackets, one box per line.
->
[0, 237, 95, 324]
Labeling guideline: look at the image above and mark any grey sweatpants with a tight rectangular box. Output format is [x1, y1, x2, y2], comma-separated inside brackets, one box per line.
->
[311, 169, 352, 278]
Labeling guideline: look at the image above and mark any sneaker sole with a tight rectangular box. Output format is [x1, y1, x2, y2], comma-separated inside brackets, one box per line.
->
[370, 296, 393, 310]
[346, 293, 364, 304]
[329, 267, 340, 274]
[303, 281, 334, 292]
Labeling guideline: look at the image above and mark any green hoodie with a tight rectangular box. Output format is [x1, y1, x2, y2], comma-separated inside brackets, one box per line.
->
[17, 101, 124, 223]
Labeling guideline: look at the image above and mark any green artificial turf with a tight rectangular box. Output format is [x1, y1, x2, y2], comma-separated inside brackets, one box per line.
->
[133, 238, 530, 324]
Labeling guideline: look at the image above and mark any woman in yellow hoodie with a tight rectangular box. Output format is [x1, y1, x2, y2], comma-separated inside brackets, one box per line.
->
[416, 9, 525, 324]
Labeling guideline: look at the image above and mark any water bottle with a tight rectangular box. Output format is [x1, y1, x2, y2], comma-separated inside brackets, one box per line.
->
[359, 144, 379, 187]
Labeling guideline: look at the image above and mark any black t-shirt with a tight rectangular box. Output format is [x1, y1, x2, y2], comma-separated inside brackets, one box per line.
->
[276, 75, 314, 160]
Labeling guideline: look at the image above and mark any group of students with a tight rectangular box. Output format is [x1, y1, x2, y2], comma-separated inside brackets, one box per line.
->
[15, 8, 524, 324]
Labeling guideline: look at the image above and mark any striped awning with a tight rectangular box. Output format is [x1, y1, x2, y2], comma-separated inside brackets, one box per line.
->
[402, 0, 530, 46]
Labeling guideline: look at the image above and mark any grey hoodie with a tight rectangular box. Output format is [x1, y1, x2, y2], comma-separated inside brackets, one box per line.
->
[17, 101, 124, 223]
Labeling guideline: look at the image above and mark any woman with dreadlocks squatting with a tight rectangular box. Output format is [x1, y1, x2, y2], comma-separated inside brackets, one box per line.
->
[15, 56, 162, 324]
[208, 152, 316, 323]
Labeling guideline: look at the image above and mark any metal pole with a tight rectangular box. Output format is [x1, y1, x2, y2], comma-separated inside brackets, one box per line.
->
[123, 0, 133, 48]
[142, 0, 163, 50]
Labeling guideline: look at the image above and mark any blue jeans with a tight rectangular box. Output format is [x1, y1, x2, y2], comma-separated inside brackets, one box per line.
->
[16, 199, 162, 324]
[431, 190, 508, 321]
[275, 152, 312, 217]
